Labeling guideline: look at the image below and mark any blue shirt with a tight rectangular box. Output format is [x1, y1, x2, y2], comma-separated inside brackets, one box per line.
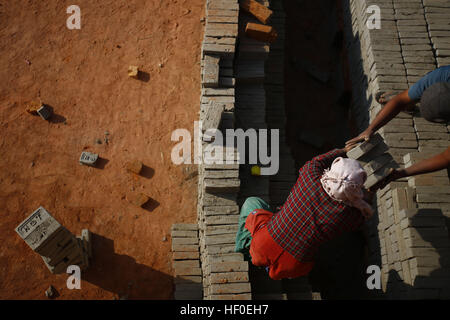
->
[408, 65, 450, 101]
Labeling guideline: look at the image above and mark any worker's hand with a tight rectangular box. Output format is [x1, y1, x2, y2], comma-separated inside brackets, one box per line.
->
[343, 142, 359, 154]
[345, 128, 374, 146]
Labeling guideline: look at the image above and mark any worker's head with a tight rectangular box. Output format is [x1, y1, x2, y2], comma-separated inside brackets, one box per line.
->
[320, 157, 373, 219]
[420, 82, 450, 123]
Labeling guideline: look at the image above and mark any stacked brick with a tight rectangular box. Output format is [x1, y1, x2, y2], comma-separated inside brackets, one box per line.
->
[197, 0, 252, 300]
[343, 0, 450, 299]
[346, 133, 400, 190]
[171, 224, 203, 300]
[423, 0, 450, 68]
[15, 207, 91, 274]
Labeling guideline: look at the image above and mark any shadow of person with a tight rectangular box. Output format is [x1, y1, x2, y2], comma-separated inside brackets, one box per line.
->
[83, 233, 178, 299]
[384, 208, 450, 300]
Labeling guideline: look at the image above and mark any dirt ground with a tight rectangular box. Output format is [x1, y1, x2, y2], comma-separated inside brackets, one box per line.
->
[0, 0, 204, 299]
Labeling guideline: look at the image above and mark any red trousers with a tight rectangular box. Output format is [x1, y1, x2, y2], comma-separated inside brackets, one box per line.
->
[245, 209, 314, 280]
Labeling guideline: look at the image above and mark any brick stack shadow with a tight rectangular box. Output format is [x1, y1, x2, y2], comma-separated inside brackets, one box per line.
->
[82, 233, 179, 299]
[385, 209, 450, 299]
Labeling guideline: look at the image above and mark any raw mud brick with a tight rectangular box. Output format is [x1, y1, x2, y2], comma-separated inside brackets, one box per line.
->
[208, 272, 249, 284]
[408, 175, 450, 187]
[37, 105, 52, 120]
[209, 282, 251, 295]
[204, 233, 236, 245]
[363, 153, 394, 175]
[205, 244, 235, 255]
[398, 208, 444, 220]
[416, 193, 450, 203]
[403, 226, 448, 240]
[405, 237, 450, 248]
[172, 251, 200, 260]
[202, 102, 224, 134]
[35, 228, 72, 256]
[202, 55, 220, 88]
[204, 253, 243, 266]
[126, 160, 143, 174]
[203, 205, 239, 216]
[400, 216, 445, 229]
[45, 237, 78, 266]
[171, 223, 198, 231]
[207, 1, 239, 11]
[172, 237, 198, 245]
[202, 43, 235, 56]
[25, 100, 43, 115]
[15, 207, 62, 252]
[15, 207, 54, 239]
[240, 0, 273, 24]
[206, 16, 239, 24]
[358, 142, 390, 164]
[347, 133, 384, 160]
[79, 152, 99, 166]
[364, 160, 396, 189]
[204, 178, 240, 193]
[410, 256, 450, 269]
[201, 192, 237, 207]
[208, 261, 249, 273]
[128, 65, 139, 78]
[171, 230, 198, 238]
[174, 266, 202, 276]
[204, 214, 239, 226]
[173, 260, 200, 269]
[205, 23, 238, 38]
[36, 229, 73, 257]
[174, 275, 202, 284]
[204, 224, 238, 236]
[171, 243, 199, 252]
[245, 22, 277, 43]
[126, 192, 149, 207]
[203, 169, 239, 179]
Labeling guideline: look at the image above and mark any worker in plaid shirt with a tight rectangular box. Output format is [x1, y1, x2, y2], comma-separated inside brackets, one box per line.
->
[235, 145, 374, 280]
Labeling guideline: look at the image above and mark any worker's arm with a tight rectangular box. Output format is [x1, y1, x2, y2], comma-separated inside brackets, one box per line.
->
[372, 147, 450, 191]
[346, 90, 415, 145]
[306, 144, 358, 174]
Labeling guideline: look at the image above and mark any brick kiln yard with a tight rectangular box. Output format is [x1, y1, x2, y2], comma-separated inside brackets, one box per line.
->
[0, 0, 204, 299]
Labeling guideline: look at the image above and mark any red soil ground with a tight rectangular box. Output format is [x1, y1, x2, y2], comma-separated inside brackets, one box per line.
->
[0, 0, 203, 299]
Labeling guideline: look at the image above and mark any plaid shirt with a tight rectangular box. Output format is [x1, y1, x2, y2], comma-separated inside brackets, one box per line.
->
[267, 149, 365, 262]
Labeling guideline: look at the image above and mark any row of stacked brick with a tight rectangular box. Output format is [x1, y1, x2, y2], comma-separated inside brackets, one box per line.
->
[198, 0, 252, 300]
[171, 224, 203, 300]
[343, 0, 450, 299]
[374, 152, 450, 299]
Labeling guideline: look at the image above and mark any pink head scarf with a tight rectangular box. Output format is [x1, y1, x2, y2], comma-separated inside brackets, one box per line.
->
[320, 157, 373, 219]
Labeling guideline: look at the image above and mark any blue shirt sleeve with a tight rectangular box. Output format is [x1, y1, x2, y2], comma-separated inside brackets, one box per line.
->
[408, 65, 450, 101]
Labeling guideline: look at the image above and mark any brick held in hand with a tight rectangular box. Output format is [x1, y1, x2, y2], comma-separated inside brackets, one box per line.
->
[240, 0, 273, 25]
[245, 23, 278, 43]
